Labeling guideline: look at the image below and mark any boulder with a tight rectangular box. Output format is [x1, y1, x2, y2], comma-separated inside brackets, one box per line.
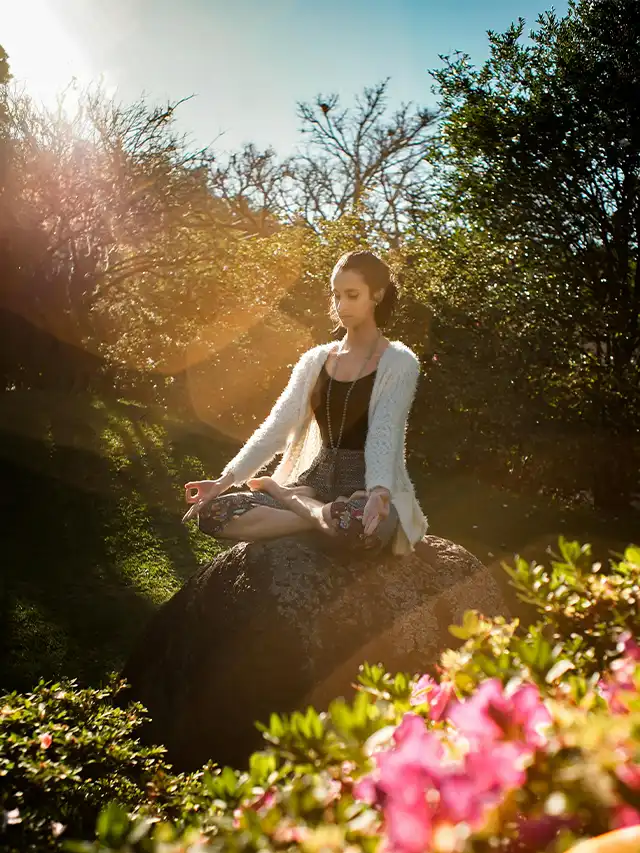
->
[120, 533, 511, 771]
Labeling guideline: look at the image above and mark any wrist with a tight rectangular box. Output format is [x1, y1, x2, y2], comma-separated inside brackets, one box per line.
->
[369, 486, 391, 501]
[219, 471, 235, 487]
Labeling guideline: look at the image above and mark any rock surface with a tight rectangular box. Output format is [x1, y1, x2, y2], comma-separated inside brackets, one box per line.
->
[120, 533, 512, 771]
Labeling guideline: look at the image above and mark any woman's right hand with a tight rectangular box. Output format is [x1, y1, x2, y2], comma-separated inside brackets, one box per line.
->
[182, 474, 233, 523]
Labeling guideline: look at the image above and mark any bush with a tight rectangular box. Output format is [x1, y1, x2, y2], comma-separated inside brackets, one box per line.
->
[0, 678, 213, 852]
[2, 540, 640, 852]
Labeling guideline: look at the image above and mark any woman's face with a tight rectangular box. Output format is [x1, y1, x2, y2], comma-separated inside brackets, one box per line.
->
[331, 270, 380, 328]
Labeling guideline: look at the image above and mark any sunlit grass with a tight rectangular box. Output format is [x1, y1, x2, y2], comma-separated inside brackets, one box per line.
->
[0, 391, 226, 690]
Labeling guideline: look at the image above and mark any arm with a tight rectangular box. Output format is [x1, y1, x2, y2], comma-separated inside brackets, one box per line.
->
[219, 348, 315, 486]
[365, 354, 420, 496]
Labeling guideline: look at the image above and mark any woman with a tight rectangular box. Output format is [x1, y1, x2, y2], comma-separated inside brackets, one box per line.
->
[183, 250, 428, 556]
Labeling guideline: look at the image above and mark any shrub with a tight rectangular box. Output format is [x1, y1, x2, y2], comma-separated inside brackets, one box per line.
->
[2, 540, 640, 852]
[0, 677, 213, 852]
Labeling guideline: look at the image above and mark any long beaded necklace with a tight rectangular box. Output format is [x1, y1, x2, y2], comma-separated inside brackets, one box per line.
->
[325, 331, 381, 489]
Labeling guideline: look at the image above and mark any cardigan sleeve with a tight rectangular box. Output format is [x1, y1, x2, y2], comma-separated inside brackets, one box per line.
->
[365, 352, 420, 495]
[220, 348, 316, 486]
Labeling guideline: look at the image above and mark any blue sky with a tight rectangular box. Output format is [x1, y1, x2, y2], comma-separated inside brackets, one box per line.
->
[4, 0, 569, 156]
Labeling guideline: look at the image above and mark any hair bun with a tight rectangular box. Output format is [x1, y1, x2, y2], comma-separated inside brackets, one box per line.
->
[375, 279, 397, 327]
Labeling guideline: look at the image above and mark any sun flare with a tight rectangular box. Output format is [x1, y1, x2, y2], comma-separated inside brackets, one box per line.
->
[2, 0, 94, 106]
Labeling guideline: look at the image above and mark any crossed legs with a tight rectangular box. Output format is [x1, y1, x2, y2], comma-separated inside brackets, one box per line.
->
[217, 477, 339, 542]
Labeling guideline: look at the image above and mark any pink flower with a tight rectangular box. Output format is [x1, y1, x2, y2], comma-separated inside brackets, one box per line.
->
[447, 679, 550, 750]
[617, 762, 640, 791]
[470, 741, 528, 791]
[438, 743, 527, 829]
[613, 805, 640, 829]
[384, 782, 434, 853]
[600, 678, 632, 714]
[410, 675, 454, 721]
[250, 790, 276, 813]
[353, 775, 378, 805]
[391, 714, 446, 768]
[600, 648, 640, 714]
[355, 715, 444, 852]
[39, 733, 52, 750]
[355, 709, 538, 852]
[614, 763, 640, 828]
[272, 823, 310, 844]
[618, 632, 640, 661]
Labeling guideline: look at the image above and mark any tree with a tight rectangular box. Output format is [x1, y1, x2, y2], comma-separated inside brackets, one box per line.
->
[207, 144, 295, 236]
[293, 79, 439, 242]
[0, 44, 10, 86]
[429, 0, 640, 505]
[0, 44, 12, 175]
[210, 80, 440, 244]
[0, 87, 227, 393]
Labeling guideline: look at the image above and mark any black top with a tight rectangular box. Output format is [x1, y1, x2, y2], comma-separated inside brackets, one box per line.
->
[310, 362, 377, 450]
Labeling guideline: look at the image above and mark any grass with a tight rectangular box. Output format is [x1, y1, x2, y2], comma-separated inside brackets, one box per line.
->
[0, 389, 231, 691]
[0, 387, 637, 693]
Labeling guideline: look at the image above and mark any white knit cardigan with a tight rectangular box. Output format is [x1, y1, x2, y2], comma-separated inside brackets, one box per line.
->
[220, 340, 428, 555]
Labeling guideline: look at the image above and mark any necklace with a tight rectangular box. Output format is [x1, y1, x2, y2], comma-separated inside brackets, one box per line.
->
[325, 331, 381, 488]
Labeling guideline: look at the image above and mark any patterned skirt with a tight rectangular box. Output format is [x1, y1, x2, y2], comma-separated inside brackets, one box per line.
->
[197, 447, 399, 553]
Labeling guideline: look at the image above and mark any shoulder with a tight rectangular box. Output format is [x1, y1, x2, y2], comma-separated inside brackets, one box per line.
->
[291, 343, 332, 372]
[382, 340, 421, 375]
[302, 342, 334, 362]
[301, 341, 340, 365]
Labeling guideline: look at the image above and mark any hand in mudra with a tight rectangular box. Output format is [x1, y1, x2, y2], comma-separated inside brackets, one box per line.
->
[362, 490, 390, 537]
[182, 478, 226, 523]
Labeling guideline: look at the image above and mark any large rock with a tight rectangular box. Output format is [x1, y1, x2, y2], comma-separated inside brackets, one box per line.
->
[120, 533, 511, 771]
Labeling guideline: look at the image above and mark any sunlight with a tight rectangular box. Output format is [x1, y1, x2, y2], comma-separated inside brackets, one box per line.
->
[2, 0, 96, 107]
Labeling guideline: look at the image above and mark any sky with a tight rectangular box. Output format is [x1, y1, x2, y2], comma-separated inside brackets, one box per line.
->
[2, 0, 570, 157]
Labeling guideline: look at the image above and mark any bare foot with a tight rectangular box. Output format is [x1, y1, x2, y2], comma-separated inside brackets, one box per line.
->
[317, 502, 339, 536]
[247, 476, 281, 497]
[249, 478, 337, 538]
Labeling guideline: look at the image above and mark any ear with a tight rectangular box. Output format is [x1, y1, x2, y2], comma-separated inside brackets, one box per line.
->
[374, 289, 385, 304]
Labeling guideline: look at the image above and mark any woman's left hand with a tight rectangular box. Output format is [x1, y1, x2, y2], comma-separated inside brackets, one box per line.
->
[362, 490, 391, 537]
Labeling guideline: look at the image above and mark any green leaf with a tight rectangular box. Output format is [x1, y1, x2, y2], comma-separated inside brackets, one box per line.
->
[475, 654, 499, 676]
[305, 707, 324, 741]
[96, 803, 130, 846]
[267, 712, 285, 739]
[249, 751, 277, 785]
[623, 545, 640, 568]
[463, 610, 481, 635]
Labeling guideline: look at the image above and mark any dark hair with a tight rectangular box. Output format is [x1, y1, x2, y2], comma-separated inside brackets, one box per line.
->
[329, 250, 398, 331]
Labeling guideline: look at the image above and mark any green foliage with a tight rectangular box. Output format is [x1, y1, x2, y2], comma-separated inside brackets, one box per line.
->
[0, 45, 10, 86]
[440, 539, 640, 702]
[0, 677, 213, 852]
[424, 0, 640, 503]
[2, 539, 640, 852]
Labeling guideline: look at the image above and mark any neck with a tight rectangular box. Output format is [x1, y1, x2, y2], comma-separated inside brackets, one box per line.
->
[341, 319, 380, 353]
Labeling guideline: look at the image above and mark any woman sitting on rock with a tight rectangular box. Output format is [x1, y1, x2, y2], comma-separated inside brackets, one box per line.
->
[183, 250, 428, 555]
